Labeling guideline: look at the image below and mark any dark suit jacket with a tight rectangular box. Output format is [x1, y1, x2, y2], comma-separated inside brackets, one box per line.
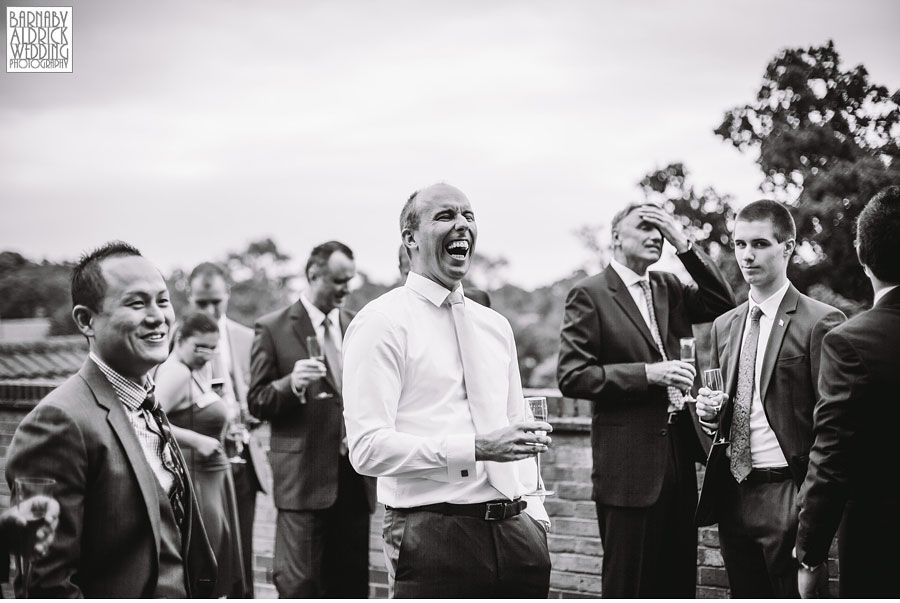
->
[796, 286, 900, 567]
[695, 285, 845, 525]
[4, 360, 216, 598]
[558, 247, 736, 508]
[248, 300, 377, 512]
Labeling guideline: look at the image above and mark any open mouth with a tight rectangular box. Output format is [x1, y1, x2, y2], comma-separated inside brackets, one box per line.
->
[445, 239, 470, 260]
[142, 332, 167, 344]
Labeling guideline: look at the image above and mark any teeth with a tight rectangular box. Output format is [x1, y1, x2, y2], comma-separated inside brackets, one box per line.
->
[448, 241, 469, 250]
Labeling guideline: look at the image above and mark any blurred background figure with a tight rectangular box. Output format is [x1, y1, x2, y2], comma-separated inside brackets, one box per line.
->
[155, 311, 245, 598]
[186, 262, 271, 598]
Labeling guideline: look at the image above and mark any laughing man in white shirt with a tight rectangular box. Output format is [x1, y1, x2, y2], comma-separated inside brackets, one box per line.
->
[343, 182, 553, 598]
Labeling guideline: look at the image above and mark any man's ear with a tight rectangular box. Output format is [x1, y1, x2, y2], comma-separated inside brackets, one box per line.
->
[401, 229, 417, 250]
[784, 238, 796, 257]
[72, 305, 95, 337]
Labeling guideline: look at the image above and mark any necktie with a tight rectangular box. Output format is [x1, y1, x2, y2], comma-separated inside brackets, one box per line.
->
[448, 289, 518, 499]
[637, 280, 684, 413]
[141, 390, 187, 531]
[322, 316, 348, 455]
[729, 305, 763, 483]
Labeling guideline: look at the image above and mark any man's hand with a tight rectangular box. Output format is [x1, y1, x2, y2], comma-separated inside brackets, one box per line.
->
[291, 358, 327, 392]
[475, 422, 552, 462]
[646, 360, 696, 391]
[695, 386, 727, 424]
[636, 204, 690, 253]
[798, 563, 829, 598]
[0, 495, 60, 558]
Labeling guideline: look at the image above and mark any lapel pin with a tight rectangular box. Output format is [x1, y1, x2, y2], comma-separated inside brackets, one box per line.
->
[778, 318, 784, 327]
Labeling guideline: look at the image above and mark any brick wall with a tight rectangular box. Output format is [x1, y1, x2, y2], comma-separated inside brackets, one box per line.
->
[0, 386, 840, 598]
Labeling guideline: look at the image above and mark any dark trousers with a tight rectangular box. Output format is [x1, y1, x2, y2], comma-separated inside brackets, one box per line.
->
[230, 455, 260, 598]
[383, 506, 550, 598]
[595, 429, 698, 598]
[273, 456, 371, 599]
[838, 501, 900, 598]
[717, 473, 799, 598]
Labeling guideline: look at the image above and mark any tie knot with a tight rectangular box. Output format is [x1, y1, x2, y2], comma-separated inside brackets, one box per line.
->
[322, 316, 332, 329]
[448, 289, 464, 306]
[750, 306, 763, 322]
[141, 389, 157, 412]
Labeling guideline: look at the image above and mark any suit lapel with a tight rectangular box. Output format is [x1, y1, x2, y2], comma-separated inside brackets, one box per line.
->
[80, 360, 162, 555]
[725, 304, 748, 402]
[290, 300, 342, 394]
[759, 285, 798, 405]
[606, 267, 658, 352]
[225, 320, 248, 404]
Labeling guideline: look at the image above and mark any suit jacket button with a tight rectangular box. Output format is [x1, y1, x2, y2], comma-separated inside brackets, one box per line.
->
[660, 429, 668, 436]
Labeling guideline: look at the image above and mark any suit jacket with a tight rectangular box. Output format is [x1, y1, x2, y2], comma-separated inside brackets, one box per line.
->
[219, 317, 273, 494]
[4, 360, 216, 598]
[695, 285, 845, 525]
[247, 300, 377, 512]
[558, 247, 736, 508]
[796, 286, 900, 567]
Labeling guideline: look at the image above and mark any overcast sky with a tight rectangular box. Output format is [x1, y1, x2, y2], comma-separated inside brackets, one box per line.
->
[2, 0, 898, 289]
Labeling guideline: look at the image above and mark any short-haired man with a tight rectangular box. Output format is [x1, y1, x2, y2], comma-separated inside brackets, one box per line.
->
[695, 200, 845, 597]
[795, 186, 900, 598]
[187, 262, 272, 598]
[5, 241, 216, 598]
[344, 184, 552, 597]
[558, 201, 736, 597]
[248, 241, 376, 598]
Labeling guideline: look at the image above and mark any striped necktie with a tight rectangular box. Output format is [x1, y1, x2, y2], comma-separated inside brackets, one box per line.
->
[637, 280, 684, 413]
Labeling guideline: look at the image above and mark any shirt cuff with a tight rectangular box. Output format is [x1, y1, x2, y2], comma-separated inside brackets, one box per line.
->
[446, 433, 476, 482]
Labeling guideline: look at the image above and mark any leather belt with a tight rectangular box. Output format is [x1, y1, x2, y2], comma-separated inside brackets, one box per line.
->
[745, 466, 792, 484]
[391, 498, 527, 521]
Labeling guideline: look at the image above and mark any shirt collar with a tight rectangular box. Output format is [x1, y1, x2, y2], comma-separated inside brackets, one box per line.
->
[748, 280, 791, 319]
[874, 284, 899, 306]
[300, 292, 340, 327]
[405, 271, 464, 307]
[89, 351, 152, 411]
[609, 258, 648, 287]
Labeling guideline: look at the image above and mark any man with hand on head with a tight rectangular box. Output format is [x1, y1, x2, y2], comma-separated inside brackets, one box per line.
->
[795, 186, 900, 598]
[5, 241, 216, 598]
[248, 241, 376, 599]
[694, 200, 845, 597]
[558, 201, 735, 597]
[344, 183, 552, 598]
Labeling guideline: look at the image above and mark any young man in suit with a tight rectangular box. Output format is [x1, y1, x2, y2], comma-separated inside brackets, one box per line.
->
[695, 200, 845, 597]
[557, 202, 735, 597]
[187, 262, 272, 597]
[5, 241, 216, 598]
[795, 186, 900, 598]
[248, 241, 376, 598]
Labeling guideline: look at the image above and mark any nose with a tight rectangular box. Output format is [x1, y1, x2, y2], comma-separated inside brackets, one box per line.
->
[145, 301, 165, 325]
[452, 213, 470, 231]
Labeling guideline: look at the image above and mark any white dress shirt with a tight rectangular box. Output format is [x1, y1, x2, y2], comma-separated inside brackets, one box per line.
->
[609, 258, 654, 329]
[300, 292, 343, 352]
[342, 272, 548, 523]
[743, 281, 791, 468]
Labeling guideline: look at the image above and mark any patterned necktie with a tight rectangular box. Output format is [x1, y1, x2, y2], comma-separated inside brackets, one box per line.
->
[448, 289, 518, 499]
[141, 390, 187, 530]
[322, 316, 348, 455]
[637, 280, 684, 413]
[729, 305, 763, 483]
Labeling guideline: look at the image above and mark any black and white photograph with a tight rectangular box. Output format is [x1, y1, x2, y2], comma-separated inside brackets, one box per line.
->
[1, 0, 898, 598]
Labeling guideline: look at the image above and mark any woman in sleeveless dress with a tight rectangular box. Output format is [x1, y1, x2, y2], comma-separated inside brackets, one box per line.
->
[155, 312, 245, 598]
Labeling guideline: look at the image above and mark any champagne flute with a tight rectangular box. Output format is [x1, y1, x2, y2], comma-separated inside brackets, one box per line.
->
[13, 477, 56, 599]
[524, 397, 554, 497]
[679, 337, 697, 404]
[305, 336, 333, 400]
[701, 368, 728, 443]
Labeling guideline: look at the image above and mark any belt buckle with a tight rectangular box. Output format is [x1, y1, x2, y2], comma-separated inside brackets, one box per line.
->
[484, 501, 505, 521]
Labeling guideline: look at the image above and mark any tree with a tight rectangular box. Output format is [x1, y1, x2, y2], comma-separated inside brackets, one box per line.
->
[716, 40, 900, 302]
